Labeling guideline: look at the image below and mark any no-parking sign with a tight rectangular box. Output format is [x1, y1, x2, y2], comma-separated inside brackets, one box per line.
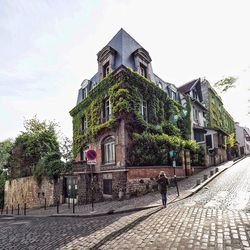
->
[86, 150, 97, 164]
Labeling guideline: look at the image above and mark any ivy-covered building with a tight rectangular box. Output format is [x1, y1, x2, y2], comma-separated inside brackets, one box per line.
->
[200, 78, 235, 165]
[178, 79, 208, 144]
[69, 29, 198, 202]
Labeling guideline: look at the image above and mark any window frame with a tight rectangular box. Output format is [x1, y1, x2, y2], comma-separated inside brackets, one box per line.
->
[103, 62, 110, 78]
[141, 100, 148, 121]
[102, 97, 112, 122]
[102, 136, 116, 164]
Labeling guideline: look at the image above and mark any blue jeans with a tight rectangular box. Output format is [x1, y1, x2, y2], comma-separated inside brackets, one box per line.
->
[161, 192, 167, 207]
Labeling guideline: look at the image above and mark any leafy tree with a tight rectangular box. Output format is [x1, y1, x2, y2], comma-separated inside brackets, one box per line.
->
[8, 116, 60, 178]
[59, 136, 73, 162]
[0, 170, 6, 208]
[214, 76, 238, 92]
[0, 139, 14, 170]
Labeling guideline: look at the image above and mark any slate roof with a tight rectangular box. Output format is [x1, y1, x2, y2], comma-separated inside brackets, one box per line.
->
[103, 28, 144, 70]
[178, 79, 199, 94]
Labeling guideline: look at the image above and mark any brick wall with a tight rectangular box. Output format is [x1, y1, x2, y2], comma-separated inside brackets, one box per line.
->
[127, 166, 185, 179]
[4, 176, 55, 209]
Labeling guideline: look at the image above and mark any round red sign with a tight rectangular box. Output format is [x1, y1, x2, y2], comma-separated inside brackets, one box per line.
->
[86, 150, 97, 161]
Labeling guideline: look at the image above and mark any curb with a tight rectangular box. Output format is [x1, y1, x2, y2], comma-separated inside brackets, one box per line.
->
[50, 204, 161, 218]
[185, 156, 246, 197]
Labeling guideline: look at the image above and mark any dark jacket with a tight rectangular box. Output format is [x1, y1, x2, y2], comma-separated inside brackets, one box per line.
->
[157, 176, 169, 194]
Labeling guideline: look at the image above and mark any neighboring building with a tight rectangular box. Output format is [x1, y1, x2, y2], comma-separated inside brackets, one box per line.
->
[68, 29, 195, 203]
[235, 122, 250, 155]
[178, 78, 208, 144]
[200, 79, 235, 165]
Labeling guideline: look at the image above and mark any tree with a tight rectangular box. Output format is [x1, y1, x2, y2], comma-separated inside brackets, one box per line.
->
[214, 76, 238, 92]
[59, 136, 73, 162]
[8, 116, 60, 178]
[0, 170, 6, 208]
[0, 139, 14, 170]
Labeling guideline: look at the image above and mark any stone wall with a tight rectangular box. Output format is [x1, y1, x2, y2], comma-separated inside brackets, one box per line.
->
[4, 176, 55, 209]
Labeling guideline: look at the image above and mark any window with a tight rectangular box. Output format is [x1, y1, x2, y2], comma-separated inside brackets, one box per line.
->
[192, 89, 198, 100]
[141, 100, 148, 121]
[80, 146, 89, 161]
[194, 131, 205, 143]
[171, 91, 177, 101]
[103, 179, 112, 195]
[103, 62, 110, 78]
[102, 136, 115, 164]
[158, 82, 163, 89]
[206, 134, 213, 149]
[139, 64, 147, 78]
[102, 98, 112, 122]
[193, 109, 199, 123]
[81, 116, 87, 132]
[82, 87, 87, 99]
[212, 96, 215, 104]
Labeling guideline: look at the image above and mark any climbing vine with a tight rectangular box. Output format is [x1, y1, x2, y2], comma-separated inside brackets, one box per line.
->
[70, 68, 195, 160]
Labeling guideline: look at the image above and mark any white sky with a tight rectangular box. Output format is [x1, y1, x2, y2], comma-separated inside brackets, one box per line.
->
[0, 0, 250, 141]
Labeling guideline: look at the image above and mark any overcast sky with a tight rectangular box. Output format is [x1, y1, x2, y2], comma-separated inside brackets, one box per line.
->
[0, 0, 250, 141]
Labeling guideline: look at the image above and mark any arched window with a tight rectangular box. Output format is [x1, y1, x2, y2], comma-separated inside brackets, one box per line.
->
[102, 136, 115, 164]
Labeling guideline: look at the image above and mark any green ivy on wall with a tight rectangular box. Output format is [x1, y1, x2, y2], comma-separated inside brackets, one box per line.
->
[70, 68, 195, 161]
[208, 90, 234, 134]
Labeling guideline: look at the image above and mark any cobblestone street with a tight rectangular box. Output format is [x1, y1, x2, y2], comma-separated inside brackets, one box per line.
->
[1, 157, 250, 249]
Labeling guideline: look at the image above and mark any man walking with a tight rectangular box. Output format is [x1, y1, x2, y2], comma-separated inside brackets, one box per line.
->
[157, 171, 169, 208]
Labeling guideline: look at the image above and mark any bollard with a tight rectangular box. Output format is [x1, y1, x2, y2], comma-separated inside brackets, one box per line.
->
[215, 167, 219, 173]
[196, 179, 201, 186]
[11, 205, 13, 214]
[210, 170, 214, 177]
[73, 199, 75, 214]
[56, 201, 59, 214]
[203, 174, 208, 181]
[1, 207, 3, 215]
[17, 204, 20, 215]
[68, 199, 70, 209]
[24, 203, 26, 216]
[6, 206, 8, 214]
[44, 198, 47, 210]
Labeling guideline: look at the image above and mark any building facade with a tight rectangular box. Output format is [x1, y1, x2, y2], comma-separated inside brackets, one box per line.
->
[235, 122, 250, 155]
[68, 29, 196, 203]
[200, 79, 235, 165]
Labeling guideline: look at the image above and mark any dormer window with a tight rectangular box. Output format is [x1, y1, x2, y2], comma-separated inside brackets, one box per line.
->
[103, 62, 110, 78]
[139, 64, 147, 78]
[82, 87, 87, 99]
[192, 89, 198, 100]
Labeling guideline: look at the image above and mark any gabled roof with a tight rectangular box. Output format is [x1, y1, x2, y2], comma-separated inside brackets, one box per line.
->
[178, 79, 199, 94]
[178, 78, 203, 102]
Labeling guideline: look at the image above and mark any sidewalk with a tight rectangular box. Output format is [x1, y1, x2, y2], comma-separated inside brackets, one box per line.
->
[1, 157, 245, 218]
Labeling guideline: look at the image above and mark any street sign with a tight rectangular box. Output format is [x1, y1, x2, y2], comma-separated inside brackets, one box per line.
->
[87, 160, 96, 165]
[86, 150, 97, 160]
[86, 150, 97, 165]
